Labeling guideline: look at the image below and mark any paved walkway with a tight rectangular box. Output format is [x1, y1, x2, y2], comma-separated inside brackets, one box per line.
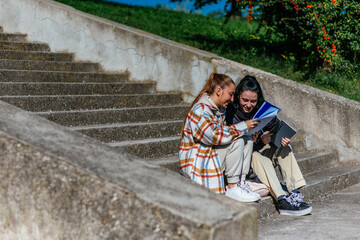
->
[258, 182, 360, 240]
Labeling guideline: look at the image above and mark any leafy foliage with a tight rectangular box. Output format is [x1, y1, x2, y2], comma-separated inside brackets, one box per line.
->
[53, 0, 360, 101]
[247, 0, 360, 74]
[176, 0, 360, 73]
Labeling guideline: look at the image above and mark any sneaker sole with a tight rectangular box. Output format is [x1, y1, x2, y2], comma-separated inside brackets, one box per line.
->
[279, 206, 312, 216]
[225, 194, 261, 203]
[235, 199, 260, 203]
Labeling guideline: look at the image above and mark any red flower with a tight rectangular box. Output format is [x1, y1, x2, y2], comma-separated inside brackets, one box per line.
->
[332, 44, 336, 52]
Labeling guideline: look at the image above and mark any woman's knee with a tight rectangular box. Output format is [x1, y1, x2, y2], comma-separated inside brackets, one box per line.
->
[251, 152, 262, 166]
[232, 137, 245, 148]
[279, 145, 293, 158]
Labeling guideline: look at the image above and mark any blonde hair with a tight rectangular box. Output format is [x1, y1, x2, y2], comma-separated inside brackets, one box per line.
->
[180, 73, 235, 138]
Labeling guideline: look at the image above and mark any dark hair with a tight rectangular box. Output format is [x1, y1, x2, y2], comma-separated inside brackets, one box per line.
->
[234, 75, 265, 113]
[181, 72, 235, 138]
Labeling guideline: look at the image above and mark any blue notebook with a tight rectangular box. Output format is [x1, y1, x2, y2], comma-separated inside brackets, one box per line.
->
[253, 102, 281, 120]
[246, 102, 281, 135]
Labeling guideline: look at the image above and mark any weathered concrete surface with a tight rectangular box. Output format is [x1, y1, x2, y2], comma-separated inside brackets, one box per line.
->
[258, 182, 360, 240]
[0, 50, 74, 61]
[36, 105, 188, 126]
[0, 59, 100, 72]
[0, 100, 257, 239]
[72, 120, 182, 142]
[0, 70, 129, 83]
[0, 93, 183, 111]
[0, 33, 27, 41]
[0, 82, 156, 96]
[0, 0, 358, 163]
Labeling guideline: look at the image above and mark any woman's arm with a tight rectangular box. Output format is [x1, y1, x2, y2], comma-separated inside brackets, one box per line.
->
[187, 104, 248, 146]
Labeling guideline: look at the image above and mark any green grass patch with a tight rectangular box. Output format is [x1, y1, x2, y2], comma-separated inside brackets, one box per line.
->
[54, 0, 360, 102]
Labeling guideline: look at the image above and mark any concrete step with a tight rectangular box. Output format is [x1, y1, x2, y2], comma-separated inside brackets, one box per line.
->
[0, 50, 74, 61]
[33, 105, 189, 126]
[301, 162, 360, 201]
[0, 69, 129, 83]
[109, 136, 180, 159]
[0, 59, 100, 72]
[254, 162, 360, 218]
[148, 156, 180, 172]
[0, 82, 155, 96]
[0, 41, 50, 51]
[0, 33, 27, 42]
[296, 151, 338, 175]
[251, 196, 277, 219]
[0, 93, 183, 111]
[72, 120, 182, 142]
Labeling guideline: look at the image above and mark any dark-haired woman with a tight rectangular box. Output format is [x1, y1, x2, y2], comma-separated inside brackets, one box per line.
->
[226, 75, 312, 216]
[179, 73, 261, 202]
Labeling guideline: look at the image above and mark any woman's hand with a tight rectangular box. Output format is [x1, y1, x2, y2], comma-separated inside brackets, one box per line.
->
[245, 119, 259, 130]
[280, 137, 291, 147]
[251, 132, 261, 142]
[261, 131, 273, 145]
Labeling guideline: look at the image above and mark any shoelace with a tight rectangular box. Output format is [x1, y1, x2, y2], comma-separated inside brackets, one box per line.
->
[285, 196, 300, 207]
[239, 181, 251, 193]
[290, 192, 305, 202]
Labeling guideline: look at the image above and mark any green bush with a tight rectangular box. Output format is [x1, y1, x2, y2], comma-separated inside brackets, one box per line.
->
[236, 0, 360, 74]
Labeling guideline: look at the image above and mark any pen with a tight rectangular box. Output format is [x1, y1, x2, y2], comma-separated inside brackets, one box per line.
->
[261, 129, 265, 134]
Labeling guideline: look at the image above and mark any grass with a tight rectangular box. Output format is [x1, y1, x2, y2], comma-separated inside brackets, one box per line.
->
[54, 0, 360, 102]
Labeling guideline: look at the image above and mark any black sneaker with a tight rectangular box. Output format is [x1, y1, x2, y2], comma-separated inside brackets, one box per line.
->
[289, 192, 311, 208]
[277, 196, 312, 216]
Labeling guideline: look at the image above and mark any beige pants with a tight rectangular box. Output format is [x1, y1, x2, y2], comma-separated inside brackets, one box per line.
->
[215, 136, 253, 184]
[251, 144, 306, 199]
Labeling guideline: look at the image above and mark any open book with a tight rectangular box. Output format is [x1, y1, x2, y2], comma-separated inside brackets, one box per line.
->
[246, 102, 281, 135]
[271, 120, 297, 148]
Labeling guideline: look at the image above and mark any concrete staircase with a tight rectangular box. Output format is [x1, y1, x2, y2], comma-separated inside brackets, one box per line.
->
[0, 26, 187, 162]
[1, 26, 360, 219]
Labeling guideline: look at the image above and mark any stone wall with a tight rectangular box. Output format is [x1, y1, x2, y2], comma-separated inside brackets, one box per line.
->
[0, 101, 257, 239]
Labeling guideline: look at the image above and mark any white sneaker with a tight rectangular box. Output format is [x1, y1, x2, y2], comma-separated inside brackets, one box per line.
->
[240, 181, 261, 199]
[225, 185, 260, 202]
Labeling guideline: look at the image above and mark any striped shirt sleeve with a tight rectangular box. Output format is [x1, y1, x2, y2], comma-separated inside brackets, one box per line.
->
[188, 104, 248, 146]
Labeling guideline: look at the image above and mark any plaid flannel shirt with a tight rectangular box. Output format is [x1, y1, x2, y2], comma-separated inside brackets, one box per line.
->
[179, 95, 248, 194]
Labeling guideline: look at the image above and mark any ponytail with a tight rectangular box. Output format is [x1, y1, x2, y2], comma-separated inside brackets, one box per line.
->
[180, 73, 234, 138]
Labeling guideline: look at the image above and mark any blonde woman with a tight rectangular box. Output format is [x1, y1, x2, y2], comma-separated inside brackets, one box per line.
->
[179, 73, 260, 202]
